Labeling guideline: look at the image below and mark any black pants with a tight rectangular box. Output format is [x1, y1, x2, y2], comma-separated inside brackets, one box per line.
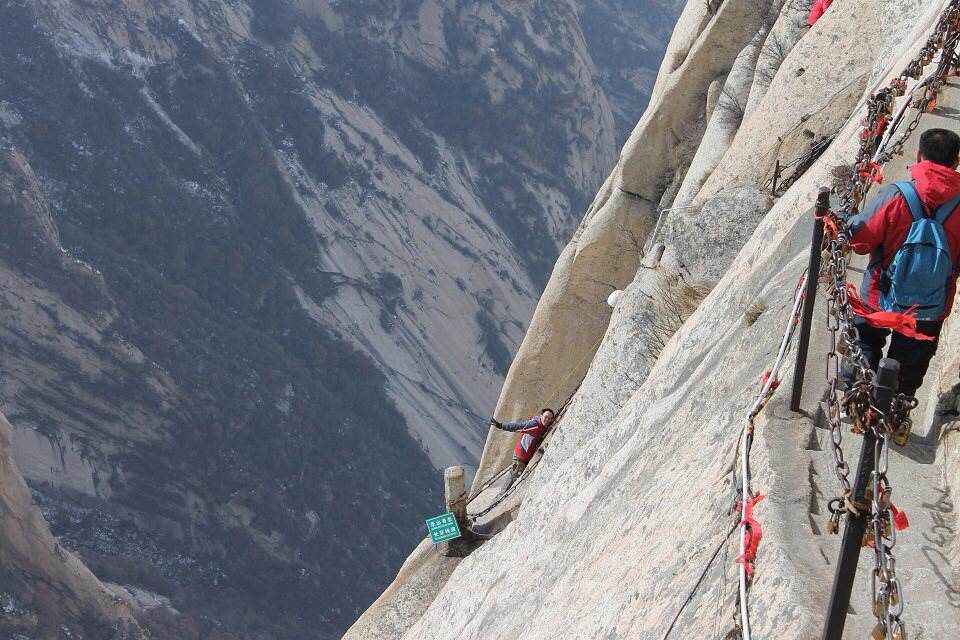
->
[843, 316, 943, 397]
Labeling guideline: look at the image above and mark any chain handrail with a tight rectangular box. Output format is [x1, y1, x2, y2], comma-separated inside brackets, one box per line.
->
[728, 272, 808, 640]
[819, 4, 960, 637]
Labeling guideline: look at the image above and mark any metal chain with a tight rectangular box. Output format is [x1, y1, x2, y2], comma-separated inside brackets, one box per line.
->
[868, 430, 905, 640]
[864, 391, 916, 640]
[823, 225, 873, 522]
[820, 4, 960, 637]
[837, 2, 960, 214]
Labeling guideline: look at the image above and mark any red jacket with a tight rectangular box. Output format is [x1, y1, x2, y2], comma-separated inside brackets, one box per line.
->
[848, 160, 960, 320]
[807, 0, 834, 26]
[498, 416, 550, 462]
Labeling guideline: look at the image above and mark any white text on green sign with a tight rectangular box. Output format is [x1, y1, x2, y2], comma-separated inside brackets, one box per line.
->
[426, 512, 461, 543]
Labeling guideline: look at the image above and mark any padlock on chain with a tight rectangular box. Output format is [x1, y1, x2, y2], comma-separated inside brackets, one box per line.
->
[826, 498, 843, 534]
[874, 588, 899, 619]
[826, 514, 840, 535]
[872, 622, 906, 640]
[894, 428, 910, 447]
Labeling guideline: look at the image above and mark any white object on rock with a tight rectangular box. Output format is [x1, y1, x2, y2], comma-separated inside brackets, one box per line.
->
[606, 290, 623, 308]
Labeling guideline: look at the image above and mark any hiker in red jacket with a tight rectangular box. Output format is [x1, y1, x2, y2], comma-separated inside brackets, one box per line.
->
[489, 408, 555, 485]
[843, 128, 960, 401]
[807, 0, 834, 27]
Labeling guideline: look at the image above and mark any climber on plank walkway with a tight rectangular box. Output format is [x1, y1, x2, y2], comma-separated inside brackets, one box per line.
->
[841, 128, 960, 417]
[489, 408, 555, 490]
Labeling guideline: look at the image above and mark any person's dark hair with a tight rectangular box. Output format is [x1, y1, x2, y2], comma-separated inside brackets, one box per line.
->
[541, 408, 555, 416]
[919, 128, 960, 166]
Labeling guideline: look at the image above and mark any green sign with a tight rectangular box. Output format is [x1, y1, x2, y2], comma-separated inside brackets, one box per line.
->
[426, 512, 461, 543]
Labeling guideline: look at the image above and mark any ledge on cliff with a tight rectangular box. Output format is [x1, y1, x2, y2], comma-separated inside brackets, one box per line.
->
[348, 1, 960, 638]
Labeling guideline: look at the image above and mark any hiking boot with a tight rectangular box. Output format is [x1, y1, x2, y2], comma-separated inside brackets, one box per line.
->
[893, 428, 910, 447]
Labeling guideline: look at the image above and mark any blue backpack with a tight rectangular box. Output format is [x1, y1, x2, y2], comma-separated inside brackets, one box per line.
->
[879, 182, 960, 320]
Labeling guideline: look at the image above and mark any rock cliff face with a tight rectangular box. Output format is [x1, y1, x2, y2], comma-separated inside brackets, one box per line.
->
[0, 409, 144, 640]
[0, 0, 680, 637]
[576, 0, 686, 146]
[351, 0, 960, 638]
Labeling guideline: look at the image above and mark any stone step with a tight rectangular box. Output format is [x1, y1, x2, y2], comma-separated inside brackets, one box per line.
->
[789, 73, 960, 640]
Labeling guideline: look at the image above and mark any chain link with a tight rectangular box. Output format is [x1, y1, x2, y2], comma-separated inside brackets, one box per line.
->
[836, 4, 960, 214]
[820, 4, 960, 637]
[823, 226, 873, 507]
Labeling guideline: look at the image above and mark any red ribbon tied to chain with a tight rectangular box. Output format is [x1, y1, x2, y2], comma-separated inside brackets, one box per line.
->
[816, 212, 839, 241]
[760, 369, 780, 391]
[874, 115, 888, 139]
[844, 283, 935, 340]
[735, 494, 765, 577]
[864, 495, 909, 549]
[860, 116, 888, 140]
[891, 502, 910, 531]
[881, 485, 910, 531]
[858, 161, 885, 184]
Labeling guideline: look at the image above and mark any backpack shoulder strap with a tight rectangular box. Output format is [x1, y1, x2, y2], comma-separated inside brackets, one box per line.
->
[894, 181, 924, 221]
[934, 192, 960, 224]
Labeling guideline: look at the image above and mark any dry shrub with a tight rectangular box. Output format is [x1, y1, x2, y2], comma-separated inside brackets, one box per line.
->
[715, 84, 747, 127]
[704, 0, 724, 16]
[640, 273, 711, 364]
[744, 300, 767, 326]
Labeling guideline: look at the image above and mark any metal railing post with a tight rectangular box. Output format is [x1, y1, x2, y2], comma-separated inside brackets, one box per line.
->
[444, 465, 468, 555]
[820, 358, 900, 640]
[790, 187, 830, 412]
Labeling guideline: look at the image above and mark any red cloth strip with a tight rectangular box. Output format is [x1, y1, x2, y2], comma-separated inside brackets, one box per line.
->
[844, 283, 935, 340]
[735, 494, 765, 577]
[858, 161, 884, 184]
[891, 502, 909, 531]
[816, 212, 839, 241]
[760, 369, 780, 390]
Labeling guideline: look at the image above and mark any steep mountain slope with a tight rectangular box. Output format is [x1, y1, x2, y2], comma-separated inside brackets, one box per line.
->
[0, 410, 144, 640]
[577, 0, 688, 146]
[351, 0, 960, 638]
[0, 0, 680, 637]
